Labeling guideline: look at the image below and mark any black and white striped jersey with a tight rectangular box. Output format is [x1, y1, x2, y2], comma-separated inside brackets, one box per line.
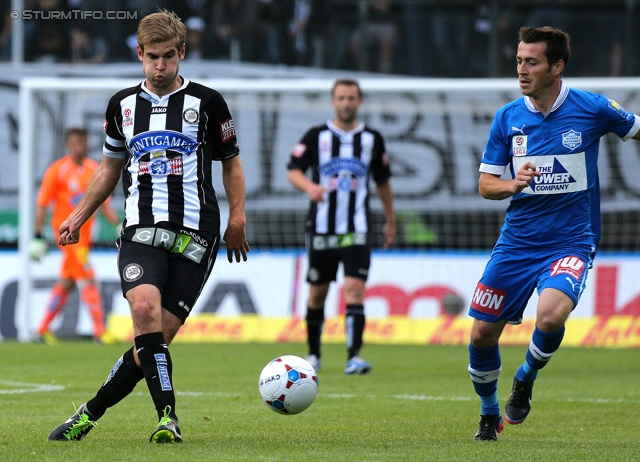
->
[103, 77, 239, 236]
[288, 121, 391, 235]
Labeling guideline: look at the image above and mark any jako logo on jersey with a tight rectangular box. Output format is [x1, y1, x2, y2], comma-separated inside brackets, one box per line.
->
[530, 158, 576, 192]
[151, 107, 167, 114]
[512, 135, 528, 156]
[550, 256, 585, 280]
[129, 130, 200, 160]
[562, 129, 582, 150]
[471, 282, 506, 316]
[219, 118, 236, 142]
[318, 158, 367, 177]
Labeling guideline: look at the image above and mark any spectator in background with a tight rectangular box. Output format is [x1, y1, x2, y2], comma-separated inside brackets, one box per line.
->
[24, 0, 71, 62]
[26, 21, 72, 62]
[525, 0, 570, 31]
[184, 16, 209, 61]
[469, 1, 492, 77]
[349, 0, 399, 74]
[324, 0, 358, 70]
[401, 2, 429, 76]
[285, 0, 314, 66]
[253, 0, 283, 64]
[0, 0, 12, 61]
[212, 0, 249, 61]
[431, 3, 472, 77]
[70, 24, 109, 63]
[166, 0, 213, 27]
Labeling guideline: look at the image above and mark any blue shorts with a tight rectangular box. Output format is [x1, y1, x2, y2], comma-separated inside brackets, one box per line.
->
[468, 240, 595, 324]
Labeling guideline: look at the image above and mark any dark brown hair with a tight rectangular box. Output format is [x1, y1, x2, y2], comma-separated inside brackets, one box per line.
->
[332, 79, 362, 99]
[519, 26, 571, 66]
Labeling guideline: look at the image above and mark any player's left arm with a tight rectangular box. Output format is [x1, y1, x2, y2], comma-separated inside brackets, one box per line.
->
[221, 155, 250, 263]
[375, 180, 396, 249]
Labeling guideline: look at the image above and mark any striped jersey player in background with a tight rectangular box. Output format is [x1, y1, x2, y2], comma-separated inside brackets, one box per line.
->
[287, 78, 396, 375]
[469, 26, 640, 441]
[48, 10, 250, 444]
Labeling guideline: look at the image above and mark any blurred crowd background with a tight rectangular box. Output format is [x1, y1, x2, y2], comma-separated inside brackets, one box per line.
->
[0, 0, 638, 78]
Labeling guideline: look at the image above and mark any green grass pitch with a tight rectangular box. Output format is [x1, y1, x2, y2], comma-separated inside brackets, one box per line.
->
[0, 341, 638, 461]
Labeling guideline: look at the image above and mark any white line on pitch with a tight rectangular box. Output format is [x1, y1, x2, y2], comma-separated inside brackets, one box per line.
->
[0, 380, 64, 394]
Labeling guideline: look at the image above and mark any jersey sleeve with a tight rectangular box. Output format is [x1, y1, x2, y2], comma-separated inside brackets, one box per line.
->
[103, 94, 127, 159]
[287, 128, 315, 172]
[479, 109, 510, 176]
[599, 96, 640, 141]
[370, 130, 392, 185]
[207, 90, 240, 161]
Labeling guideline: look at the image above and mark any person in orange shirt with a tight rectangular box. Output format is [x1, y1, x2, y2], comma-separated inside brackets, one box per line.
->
[31, 127, 121, 343]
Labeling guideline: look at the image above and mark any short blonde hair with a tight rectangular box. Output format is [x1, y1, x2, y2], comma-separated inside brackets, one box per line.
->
[137, 9, 186, 52]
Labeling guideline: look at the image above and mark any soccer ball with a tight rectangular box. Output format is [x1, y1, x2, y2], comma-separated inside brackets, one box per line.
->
[258, 355, 318, 415]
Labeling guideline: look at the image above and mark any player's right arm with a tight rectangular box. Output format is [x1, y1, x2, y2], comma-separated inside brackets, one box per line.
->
[479, 161, 540, 200]
[59, 155, 124, 246]
[287, 168, 327, 203]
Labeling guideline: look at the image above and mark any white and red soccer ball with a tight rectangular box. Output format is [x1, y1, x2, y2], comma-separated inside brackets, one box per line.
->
[258, 355, 318, 415]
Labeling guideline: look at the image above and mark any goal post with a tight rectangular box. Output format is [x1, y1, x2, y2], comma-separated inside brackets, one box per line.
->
[15, 76, 640, 341]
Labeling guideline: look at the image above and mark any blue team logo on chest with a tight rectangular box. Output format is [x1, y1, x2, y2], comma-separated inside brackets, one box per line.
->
[318, 158, 367, 177]
[319, 158, 367, 192]
[562, 129, 582, 151]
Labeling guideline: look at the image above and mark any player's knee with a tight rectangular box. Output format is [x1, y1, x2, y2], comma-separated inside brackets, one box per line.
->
[535, 314, 565, 333]
[469, 321, 502, 348]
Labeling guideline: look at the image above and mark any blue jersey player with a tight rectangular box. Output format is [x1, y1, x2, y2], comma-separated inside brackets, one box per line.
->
[469, 26, 640, 441]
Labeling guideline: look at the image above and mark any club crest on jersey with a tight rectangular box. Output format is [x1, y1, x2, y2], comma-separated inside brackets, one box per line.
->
[139, 151, 184, 176]
[129, 130, 200, 161]
[562, 129, 582, 151]
[123, 263, 143, 282]
[183, 108, 199, 124]
[512, 135, 527, 156]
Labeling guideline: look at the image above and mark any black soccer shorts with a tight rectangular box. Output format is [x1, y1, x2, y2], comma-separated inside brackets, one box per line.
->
[307, 243, 371, 284]
[117, 237, 219, 323]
